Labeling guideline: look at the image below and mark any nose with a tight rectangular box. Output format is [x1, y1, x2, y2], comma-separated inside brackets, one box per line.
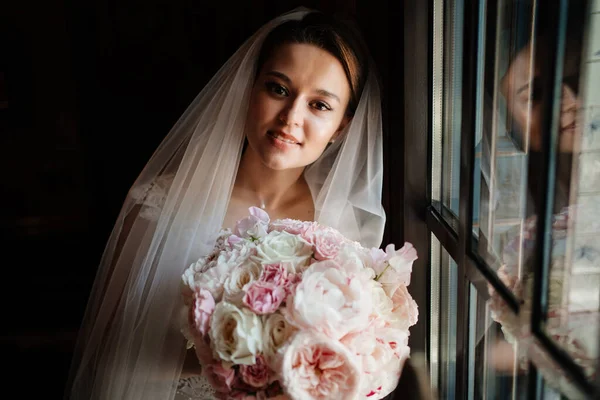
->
[279, 99, 304, 127]
[560, 84, 579, 128]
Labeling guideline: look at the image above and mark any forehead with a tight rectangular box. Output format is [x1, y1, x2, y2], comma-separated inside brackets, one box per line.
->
[261, 43, 350, 98]
[501, 45, 538, 94]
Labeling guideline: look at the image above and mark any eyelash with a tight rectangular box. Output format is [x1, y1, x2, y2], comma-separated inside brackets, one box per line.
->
[265, 81, 333, 112]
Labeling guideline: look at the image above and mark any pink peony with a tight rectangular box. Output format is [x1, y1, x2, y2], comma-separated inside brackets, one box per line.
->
[203, 363, 235, 393]
[284, 260, 373, 339]
[343, 326, 409, 399]
[189, 288, 216, 337]
[240, 354, 271, 388]
[389, 285, 419, 331]
[312, 229, 342, 261]
[243, 281, 286, 315]
[281, 332, 361, 400]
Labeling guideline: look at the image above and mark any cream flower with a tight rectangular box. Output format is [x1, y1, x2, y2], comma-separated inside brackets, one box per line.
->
[262, 311, 298, 368]
[255, 231, 313, 270]
[209, 302, 263, 365]
[223, 261, 262, 306]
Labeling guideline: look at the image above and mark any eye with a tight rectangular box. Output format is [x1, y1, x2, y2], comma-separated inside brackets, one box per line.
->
[529, 79, 542, 102]
[311, 101, 332, 111]
[265, 82, 289, 97]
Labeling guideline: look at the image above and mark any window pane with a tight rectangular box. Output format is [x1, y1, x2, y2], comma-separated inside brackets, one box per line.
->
[470, 283, 527, 399]
[544, 4, 600, 387]
[474, 0, 534, 278]
[476, 0, 599, 393]
[432, 0, 464, 219]
[430, 235, 458, 398]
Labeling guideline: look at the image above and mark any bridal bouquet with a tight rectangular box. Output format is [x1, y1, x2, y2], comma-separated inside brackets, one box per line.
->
[180, 207, 418, 400]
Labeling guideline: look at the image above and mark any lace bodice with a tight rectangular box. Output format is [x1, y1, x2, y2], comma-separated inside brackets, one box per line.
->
[175, 376, 217, 400]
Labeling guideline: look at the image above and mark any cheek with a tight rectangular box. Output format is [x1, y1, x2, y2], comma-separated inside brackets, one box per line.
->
[247, 92, 278, 129]
[305, 115, 343, 146]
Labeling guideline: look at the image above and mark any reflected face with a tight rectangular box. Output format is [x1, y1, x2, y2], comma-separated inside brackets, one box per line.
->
[244, 43, 351, 170]
[500, 44, 580, 153]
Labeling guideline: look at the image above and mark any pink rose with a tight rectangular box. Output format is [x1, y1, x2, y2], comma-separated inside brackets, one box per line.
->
[389, 285, 419, 331]
[240, 355, 270, 388]
[203, 363, 235, 393]
[281, 332, 361, 400]
[189, 288, 216, 337]
[235, 207, 270, 240]
[313, 230, 342, 261]
[243, 281, 286, 315]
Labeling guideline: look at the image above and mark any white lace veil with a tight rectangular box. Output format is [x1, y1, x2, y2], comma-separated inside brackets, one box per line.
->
[66, 7, 385, 400]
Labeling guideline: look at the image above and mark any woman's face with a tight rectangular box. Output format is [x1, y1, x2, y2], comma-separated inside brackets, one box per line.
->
[244, 42, 351, 170]
[500, 44, 580, 153]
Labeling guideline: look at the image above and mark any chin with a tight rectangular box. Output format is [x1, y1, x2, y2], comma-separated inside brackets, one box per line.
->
[259, 153, 296, 171]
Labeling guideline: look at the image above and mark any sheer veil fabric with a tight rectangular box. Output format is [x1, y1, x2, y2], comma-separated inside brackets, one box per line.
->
[67, 7, 386, 400]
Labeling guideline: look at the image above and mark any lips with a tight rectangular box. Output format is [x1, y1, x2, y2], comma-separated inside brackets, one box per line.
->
[561, 122, 576, 133]
[267, 130, 301, 145]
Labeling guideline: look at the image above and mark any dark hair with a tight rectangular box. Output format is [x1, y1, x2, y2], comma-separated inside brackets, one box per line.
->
[256, 12, 371, 116]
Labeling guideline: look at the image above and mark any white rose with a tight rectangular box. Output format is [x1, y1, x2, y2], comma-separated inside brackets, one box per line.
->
[255, 231, 312, 270]
[209, 302, 263, 365]
[284, 260, 373, 339]
[262, 311, 298, 368]
[190, 245, 255, 301]
[223, 261, 262, 306]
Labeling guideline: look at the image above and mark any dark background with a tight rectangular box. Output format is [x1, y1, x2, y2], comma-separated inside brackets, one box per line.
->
[1, 0, 406, 398]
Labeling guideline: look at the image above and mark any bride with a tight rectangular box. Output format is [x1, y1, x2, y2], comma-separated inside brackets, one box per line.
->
[66, 8, 386, 400]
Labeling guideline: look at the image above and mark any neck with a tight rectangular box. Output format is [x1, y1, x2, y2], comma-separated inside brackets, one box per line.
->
[234, 147, 306, 210]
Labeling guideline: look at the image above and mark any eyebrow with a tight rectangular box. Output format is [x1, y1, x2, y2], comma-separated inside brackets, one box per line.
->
[266, 71, 341, 103]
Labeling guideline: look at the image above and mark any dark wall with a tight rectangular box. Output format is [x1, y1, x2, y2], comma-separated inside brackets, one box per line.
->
[2, 1, 401, 398]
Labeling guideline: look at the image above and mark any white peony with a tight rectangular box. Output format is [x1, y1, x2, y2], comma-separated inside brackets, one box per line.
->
[209, 302, 263, 365]
[255, 231, 313, 270]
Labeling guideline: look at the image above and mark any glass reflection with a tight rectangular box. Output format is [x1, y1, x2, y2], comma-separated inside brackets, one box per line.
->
[478, 1, 598, 397]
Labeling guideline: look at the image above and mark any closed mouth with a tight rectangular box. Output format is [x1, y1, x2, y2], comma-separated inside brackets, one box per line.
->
[561, 122, 576, 133]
